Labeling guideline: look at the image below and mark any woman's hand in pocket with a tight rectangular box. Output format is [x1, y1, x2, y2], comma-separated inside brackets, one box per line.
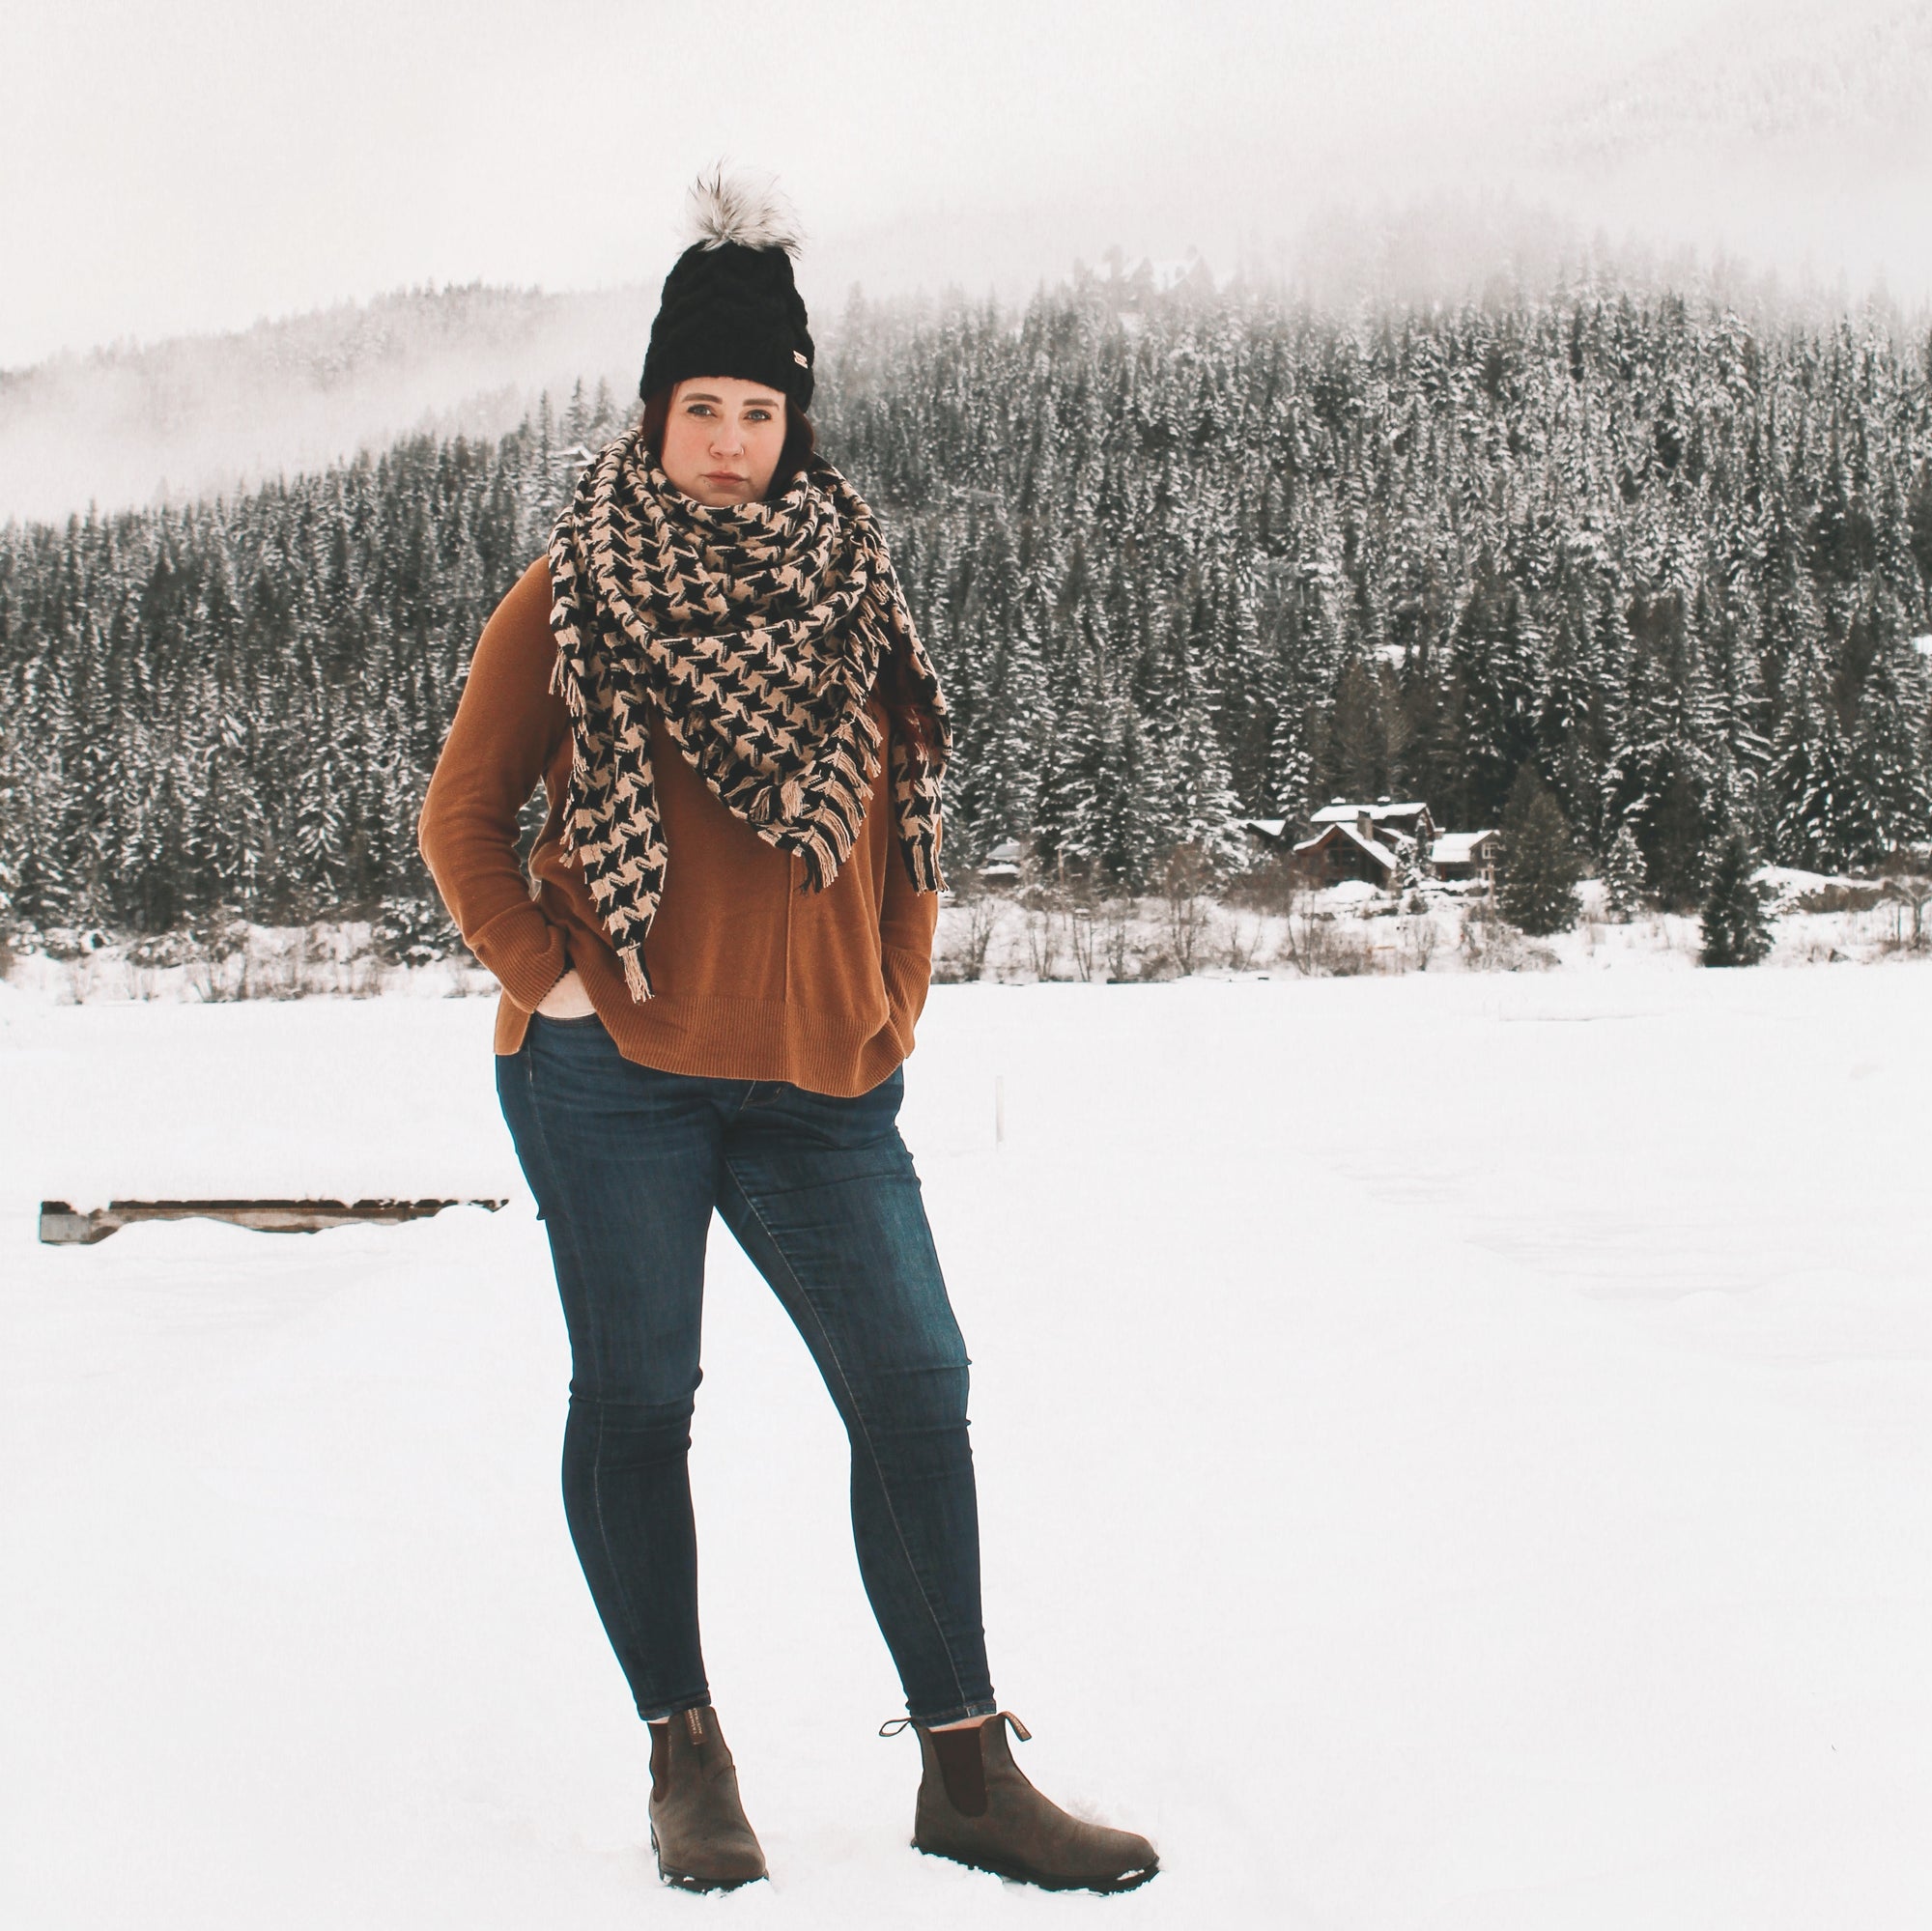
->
[537, 968, 597, 1019]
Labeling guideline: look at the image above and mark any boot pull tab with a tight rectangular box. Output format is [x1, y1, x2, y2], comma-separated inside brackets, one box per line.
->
[877, 1717, 914, 1739]
[1000, 1711, 1033, 1744]
[685, 1707, 706, 1746]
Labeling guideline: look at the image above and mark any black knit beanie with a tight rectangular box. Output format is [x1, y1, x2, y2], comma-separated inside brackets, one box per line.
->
[639, 168, 815, 412]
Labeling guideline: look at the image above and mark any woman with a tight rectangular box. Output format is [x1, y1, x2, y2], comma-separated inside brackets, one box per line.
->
[417, 169, 1157, 1897]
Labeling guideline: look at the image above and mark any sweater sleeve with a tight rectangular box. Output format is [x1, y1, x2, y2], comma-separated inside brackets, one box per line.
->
[417, 556, 572, 1011]
[880, 838, 942, 951]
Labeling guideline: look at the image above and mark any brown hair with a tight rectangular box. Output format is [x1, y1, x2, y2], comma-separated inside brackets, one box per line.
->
[639, 383, 943, 770]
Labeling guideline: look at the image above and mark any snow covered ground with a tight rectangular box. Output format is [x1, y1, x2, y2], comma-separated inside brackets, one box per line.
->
[3, 959, 1930, 1927]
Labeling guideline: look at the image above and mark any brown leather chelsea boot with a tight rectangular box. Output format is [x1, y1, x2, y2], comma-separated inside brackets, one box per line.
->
[648, 1706, 767, 1892]
[890, 1711, 1158, 1893]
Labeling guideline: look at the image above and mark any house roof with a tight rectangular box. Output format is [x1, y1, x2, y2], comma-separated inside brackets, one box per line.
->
[1432, 831, 1498, 863]
[1310, 800, 1431, 826]
[1238, 817, 1290, 838]
[1293, 822, 1399, 870]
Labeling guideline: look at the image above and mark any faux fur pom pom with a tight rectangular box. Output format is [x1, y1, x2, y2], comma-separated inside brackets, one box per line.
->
[684, 163, 804, 256]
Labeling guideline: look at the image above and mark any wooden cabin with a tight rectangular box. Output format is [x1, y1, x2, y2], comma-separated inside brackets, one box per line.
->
[1290, 819, 1403, 889]
[976, 838, 1025, 887]
[1307, 797, 1437, 849]
[1430, 829, 1503, 882]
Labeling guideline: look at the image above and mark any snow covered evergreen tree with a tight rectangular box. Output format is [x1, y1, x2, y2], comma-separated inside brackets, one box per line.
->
[6, 274, 1932, 937]
[1603, 820, 1649, 921]
[1498, 764, 1583, 935]
[1699, 833, 1775, 966]
[1151, 600, 1248, 873]
[1771, 643, 1865, 872]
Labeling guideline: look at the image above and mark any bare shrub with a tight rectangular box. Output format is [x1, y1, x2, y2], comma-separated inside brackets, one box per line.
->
[1880, 870, 1932, 949]
[1022, 902, 1063, 980]
[1403, 911, 1440, 971]
[1222, 907, 1267, 972]
[1161, 840, 1216, 977]
[1274, 909, 1364, 977]
[1224, 849, 1301, 917]
[1460, 899, 1556, 971]
[1102, 898, 1138, 981]
[1326, 928, 1377, 976]
[1124, 944, 1179, 982]
[1273, 900, 1327, 976]
[1000, 836, 1065, 981]
[182, 958, 218, 1004]
[238, 926, 309, 1000]
[1064, 880, 1100, 982]
[935, 882, 1005, 982]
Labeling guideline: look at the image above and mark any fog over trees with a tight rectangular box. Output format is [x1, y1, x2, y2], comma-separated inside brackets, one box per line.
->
[3, 267, 1930, 940]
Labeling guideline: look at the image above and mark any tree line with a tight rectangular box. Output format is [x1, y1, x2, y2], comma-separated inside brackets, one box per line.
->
[3, 267, 1931, 940]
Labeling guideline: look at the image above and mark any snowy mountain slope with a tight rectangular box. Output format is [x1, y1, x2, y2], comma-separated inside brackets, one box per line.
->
[1511, 0, 1932, 303]
[1536, 0, 1932, 175]
[11, 6, 1932, 528]
[0, 280, 651, 525]
[1274, 0, 1932, 321]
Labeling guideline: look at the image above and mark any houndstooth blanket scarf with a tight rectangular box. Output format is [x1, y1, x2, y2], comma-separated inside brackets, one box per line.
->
[545, 423, 950, 1001]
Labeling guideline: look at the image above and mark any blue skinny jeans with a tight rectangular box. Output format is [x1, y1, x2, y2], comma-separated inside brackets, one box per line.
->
[497, 1010, 997, 1726]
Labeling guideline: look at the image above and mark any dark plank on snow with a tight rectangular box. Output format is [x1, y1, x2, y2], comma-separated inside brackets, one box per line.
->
[38, 1199, 507, 1245]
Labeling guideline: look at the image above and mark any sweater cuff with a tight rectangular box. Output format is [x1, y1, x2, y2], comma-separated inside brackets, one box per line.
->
[468, 901, 570, 1012]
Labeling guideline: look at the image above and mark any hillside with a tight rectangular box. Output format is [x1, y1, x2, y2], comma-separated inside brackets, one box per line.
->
[0, 280, 651, 525]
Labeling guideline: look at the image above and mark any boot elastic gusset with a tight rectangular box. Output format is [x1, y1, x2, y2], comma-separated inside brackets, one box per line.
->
[648, 1706, 768, 1892]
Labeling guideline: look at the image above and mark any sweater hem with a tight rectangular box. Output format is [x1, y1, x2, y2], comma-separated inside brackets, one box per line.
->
[494, 985, 920, 1098]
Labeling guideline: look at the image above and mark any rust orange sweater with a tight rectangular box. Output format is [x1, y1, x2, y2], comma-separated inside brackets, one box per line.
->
[417, 555, 940, 1097]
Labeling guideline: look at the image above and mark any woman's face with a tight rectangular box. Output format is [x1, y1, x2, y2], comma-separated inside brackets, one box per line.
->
[660, 376, 788, 506]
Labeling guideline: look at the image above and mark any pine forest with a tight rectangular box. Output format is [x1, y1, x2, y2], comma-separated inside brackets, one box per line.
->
[4, 269, 1932, 941]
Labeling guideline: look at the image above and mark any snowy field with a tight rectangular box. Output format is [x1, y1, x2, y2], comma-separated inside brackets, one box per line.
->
[3, 958, 1930, 1928]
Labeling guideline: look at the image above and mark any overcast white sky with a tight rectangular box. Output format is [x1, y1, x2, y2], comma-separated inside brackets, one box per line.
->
[3, 0, 1919, 368]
